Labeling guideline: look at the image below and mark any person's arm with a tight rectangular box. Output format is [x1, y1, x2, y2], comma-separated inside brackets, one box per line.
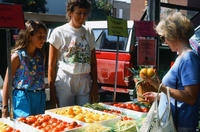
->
[160, 84, 199, 105]
[2, 53, 20, 118]
[90, 48, 99, 103]
[48, 44, 59, 107]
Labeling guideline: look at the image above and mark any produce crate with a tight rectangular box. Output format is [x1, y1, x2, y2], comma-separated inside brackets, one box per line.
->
[16, 114, 85, 132]
[0, 118, 40, 132]
[99, 103, 147, 120]
[45, 106, 121, 127]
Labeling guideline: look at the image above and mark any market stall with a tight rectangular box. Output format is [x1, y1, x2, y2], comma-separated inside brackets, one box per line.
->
[0, 101, 150, 132]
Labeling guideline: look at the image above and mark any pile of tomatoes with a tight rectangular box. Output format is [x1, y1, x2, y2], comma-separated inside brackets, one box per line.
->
[112, 103, 149, 113]
[17, 114, 82, 132]
[0, 122, 20, 132]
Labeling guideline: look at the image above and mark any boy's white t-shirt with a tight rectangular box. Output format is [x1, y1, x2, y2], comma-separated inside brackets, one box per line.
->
[48, 23, 95, 75]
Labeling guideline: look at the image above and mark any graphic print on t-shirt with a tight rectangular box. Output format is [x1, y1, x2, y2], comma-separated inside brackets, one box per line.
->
[63, 34, 91, 64]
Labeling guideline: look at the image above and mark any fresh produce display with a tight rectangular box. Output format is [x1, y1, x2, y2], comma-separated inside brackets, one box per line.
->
[83, 103, 135, 121]
[83, 103, 106, 111]
[0, 122, 20, 132]
[50, 106, 117, 123]
[83, 123, 112, 132]
[111, 102, 150, 113]
[115, 120, 137, 132]
[16, 114, 82, 132]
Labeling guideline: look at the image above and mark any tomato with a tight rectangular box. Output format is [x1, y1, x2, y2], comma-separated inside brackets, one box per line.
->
[71, 121, 78, 127]
[36, 125, 42, 130]
[113, 104, 119, 107]
[126, 103, 131, 107]
[68, 124, 75, 129]
[52, 127, 61, 132]
[141, 107, 149, 112]
[132, 104, 141, 111]
[35, 114, 43, 119]
[52, 122, 59, 128]
[5, 126, 13, 132]
[26, 115, 37, 124]
[126, 106, 133, 110]
[41, 122, 48, 128]
[43, 115, 51, 122]
[31, 123, 38, 127]
[17, 117, 26, 122]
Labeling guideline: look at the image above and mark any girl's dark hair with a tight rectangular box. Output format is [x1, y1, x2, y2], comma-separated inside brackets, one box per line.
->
[13, 20, 47, 51]
[66, 0, 91, 20]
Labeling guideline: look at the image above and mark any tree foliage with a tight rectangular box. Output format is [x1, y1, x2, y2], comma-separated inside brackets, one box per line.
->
[95, 0, 113, 15]
[3, 0, 47, 13]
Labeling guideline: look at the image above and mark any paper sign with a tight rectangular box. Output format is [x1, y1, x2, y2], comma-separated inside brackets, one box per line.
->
[137, 39, 156, 66]
[0, 4, 25, 29]
[134, 21, 156, 37]
[107, 16, 128, 38]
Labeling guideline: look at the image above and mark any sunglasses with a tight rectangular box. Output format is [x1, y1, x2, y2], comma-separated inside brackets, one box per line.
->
[160, 35, 165, 42]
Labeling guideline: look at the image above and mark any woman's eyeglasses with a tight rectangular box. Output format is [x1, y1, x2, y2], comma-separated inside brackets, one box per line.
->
[160, 35, 165, 42]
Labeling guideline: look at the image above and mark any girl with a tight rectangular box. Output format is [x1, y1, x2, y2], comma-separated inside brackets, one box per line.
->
[48, 0, 98, 107]
[2, 20, 47, 118]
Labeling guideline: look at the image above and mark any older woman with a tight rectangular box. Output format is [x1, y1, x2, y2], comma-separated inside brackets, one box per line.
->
[143, 12, 200, 132]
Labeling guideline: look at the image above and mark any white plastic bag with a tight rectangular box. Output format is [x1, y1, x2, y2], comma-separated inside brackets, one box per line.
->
[140, 85, 176, 132]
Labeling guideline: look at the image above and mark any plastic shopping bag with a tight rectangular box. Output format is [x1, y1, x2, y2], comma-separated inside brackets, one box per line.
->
[140, 86, 176, 132]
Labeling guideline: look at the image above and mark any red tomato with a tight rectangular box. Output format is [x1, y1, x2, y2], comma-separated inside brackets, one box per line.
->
[71, 121, 78, 127]
[5, 126, 13, 132]
[141, 107, 149, 112]
[26, 115, 37, 124]
[17, 117, 26, 122]
[36, 125, 42, 130]
[126, 104, 132, 107]
[41, 122, 48, 128]
[43, 115, 51, 122]
[126, 106, 133, 110]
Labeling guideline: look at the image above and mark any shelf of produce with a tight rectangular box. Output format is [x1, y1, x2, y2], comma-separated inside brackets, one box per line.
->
[99, 103, 147, 120]
[0, 118, 40, 132]
[45, 106, 121, 127]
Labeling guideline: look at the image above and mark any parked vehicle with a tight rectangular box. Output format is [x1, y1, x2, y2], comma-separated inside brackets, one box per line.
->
[84, 21, 136, 101]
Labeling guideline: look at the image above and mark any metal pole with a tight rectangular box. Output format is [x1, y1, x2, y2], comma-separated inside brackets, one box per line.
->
[113, 36, 119, 102]
[6, 29, 13, 120]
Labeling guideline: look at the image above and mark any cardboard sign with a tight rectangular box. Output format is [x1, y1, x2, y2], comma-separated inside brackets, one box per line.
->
[134, 21, 156, 37]
[137, 39, 156, 66]
[107, 16, 128, 38]
[0, 4, 25, 29]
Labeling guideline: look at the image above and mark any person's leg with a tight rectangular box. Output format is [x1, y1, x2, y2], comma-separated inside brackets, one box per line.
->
[76, 94, 90, 106]
[55, 69, 75, 107]
[74, 74, 91, 106]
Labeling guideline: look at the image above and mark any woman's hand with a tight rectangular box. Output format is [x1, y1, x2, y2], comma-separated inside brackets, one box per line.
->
[142, 69, 161, 90]
[143, 92, 158, 103]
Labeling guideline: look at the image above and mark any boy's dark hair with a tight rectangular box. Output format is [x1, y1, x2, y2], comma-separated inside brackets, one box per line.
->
[66, 0, 91, 20]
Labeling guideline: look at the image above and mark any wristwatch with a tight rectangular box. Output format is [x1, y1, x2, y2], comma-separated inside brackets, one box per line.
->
[2, 105, 8, 109]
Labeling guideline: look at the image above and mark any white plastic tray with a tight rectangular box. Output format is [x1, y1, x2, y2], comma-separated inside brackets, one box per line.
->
[99, 103, 147, 120]
[45, 106, 121, 127]
[0, 118, 41, 132]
